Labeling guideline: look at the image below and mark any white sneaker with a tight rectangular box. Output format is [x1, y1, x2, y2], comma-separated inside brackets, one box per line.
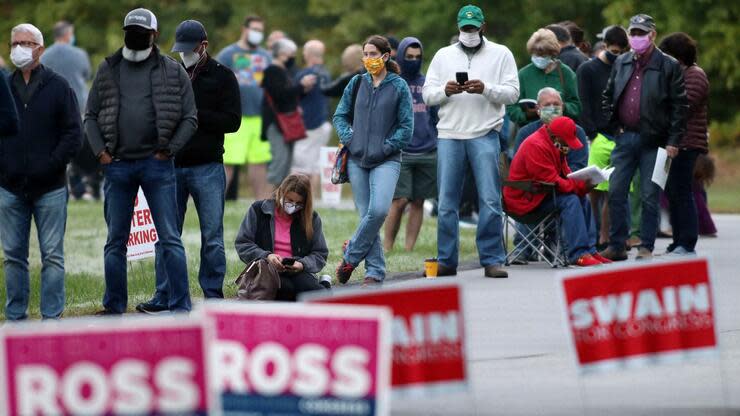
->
[319, 274, 332, 289]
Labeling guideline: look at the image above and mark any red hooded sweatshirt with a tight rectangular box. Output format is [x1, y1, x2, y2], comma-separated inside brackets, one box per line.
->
[503, 125, 587, 216]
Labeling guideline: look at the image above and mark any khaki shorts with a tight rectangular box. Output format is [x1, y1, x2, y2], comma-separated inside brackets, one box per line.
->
[223, 116, 272, 165]
[291, 121, 332, 175]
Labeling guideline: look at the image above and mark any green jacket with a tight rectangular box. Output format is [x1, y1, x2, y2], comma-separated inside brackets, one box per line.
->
[506, 61, 581, 127]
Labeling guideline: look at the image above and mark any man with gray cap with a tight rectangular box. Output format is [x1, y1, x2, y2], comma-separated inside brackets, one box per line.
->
[85, 8, 198, 314]
[137, 20, 241, 314]
[599, 14, 687, 262]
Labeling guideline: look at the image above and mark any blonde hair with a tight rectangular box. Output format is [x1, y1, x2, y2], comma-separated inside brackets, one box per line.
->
[527, 28, 560, 56]
[274, 174, 314, 240]
[341, 44, 363, 73]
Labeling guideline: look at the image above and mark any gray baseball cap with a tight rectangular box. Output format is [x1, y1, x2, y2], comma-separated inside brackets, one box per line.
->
[628, 14, 656, 33]
[123, 8, 158, 31]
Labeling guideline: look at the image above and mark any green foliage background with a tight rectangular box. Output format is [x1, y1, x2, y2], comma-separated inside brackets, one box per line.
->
[1, 0, 737, 142]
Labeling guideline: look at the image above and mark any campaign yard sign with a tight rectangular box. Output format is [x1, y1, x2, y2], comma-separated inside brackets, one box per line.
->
[319, 146, 342, 206]
[127, 187, 158, 261]
[202, 302, 392, 416]
[306, 283, 467, 396]
[558, 258, 717, 372]
[0, 317, 216, 416]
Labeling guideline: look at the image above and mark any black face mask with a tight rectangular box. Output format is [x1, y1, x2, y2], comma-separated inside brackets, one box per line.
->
[605, 50, 619, 64]
[124, 29, 153, 51]
[285, 57, 296, 69]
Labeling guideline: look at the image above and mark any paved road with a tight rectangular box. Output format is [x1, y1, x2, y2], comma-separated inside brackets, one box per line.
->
[388, 214, 740, 415]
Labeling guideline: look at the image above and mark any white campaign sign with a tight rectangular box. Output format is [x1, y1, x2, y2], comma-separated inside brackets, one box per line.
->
[320, 146, 342, 206]
[127, 187, 158, 261]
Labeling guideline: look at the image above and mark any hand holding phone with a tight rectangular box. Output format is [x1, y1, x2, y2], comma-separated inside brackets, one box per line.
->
[281, 257, 296, 266]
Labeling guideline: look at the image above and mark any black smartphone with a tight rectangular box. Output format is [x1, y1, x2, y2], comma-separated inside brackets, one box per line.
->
[281, 257, 296, 266]
[455, 71, 469, 85]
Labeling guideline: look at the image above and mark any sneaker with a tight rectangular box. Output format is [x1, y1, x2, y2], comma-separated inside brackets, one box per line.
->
[484, 265, 508, 278]
[599, 246, 628, 261]
[575, 254, 602, 267]
[319, 274, 332, 289]
[591, 252, 613, 264]
[361, 277, 383, 288]
[635, 247, 653, 260]
[626, 236, 642, 250]
[336, 260, 355, 284]
[664, 246, 696, 257]
[135, 300, 169, 315]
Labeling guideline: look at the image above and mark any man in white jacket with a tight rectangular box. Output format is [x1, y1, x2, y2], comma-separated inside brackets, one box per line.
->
[423, 4, 519, 278]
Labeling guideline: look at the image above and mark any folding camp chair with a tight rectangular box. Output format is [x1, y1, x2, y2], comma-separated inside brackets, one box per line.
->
[503, 180, 568, 268]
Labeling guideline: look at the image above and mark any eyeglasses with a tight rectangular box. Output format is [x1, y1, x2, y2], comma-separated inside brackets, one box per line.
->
[10, 41, 39, 48]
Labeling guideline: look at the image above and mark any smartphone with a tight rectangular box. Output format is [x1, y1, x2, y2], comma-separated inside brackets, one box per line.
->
[281, 257, 296, 266]
[455, 72, 469, 85]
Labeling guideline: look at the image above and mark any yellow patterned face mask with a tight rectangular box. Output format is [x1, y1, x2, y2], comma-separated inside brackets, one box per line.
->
[363, 56, 386, 75]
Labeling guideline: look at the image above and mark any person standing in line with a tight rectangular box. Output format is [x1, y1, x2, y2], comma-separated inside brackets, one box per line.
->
[577, 25, 629, 249]
[659, 32, 709, 256]
[384, 36, 438, 252]
[547, 24, 588, 72]
[333, 35, 413, 286]
[216, 15, 272, 200]
[321, 44, 364, 97]
[423, 5, 519, 278]
[85, 8, 197, 314]
[599, 14, 688, 261]
[41, 20, 100, 201]
[0, 23, 82, 320]
[292, 39, 332, 196]
[262, 38, 317, 189]
[136, 20, 241, 314]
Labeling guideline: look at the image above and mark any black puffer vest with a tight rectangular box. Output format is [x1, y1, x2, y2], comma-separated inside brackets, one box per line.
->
[95, 46, 183, 153]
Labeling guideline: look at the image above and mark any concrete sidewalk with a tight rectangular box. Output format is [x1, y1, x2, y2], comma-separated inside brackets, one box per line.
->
[387, 215, 740, 415]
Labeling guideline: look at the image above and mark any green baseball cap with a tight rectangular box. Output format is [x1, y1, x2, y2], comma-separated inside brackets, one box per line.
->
[457, 5, 484, 28]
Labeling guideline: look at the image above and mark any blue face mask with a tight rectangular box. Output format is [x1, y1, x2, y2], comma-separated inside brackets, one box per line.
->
[604, 50, 618, 64]
[399, 59, 421, 77]
[531, 55, 553, 70]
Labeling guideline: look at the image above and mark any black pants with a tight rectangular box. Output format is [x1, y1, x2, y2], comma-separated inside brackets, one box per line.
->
[275, 271, 325, 301]
[665, 149, 699, 251]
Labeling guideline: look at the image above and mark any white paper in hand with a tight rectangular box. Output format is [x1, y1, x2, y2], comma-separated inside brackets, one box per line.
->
[651, 147, 672, 190]
[567, 165, 615, 184]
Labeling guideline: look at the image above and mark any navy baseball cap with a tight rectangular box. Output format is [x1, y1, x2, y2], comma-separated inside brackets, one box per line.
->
[172, 20, 207, 52]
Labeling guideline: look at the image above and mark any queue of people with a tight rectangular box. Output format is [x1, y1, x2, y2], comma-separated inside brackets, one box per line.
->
[0, 4, 716, 320]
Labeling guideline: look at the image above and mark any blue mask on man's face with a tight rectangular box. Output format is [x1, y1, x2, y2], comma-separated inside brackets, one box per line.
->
[400, 59, 421, 77]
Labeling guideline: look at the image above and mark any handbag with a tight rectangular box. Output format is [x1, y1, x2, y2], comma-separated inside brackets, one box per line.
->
[331, 145, 350, 184]
[265, 92, 307, 142]
[234, 259, 281, 301]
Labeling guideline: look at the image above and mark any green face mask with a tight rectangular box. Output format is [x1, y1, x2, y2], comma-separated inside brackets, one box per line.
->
[539, 105, 563, 124]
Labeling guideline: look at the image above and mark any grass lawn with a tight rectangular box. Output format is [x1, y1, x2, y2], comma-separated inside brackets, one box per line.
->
[0, 199, 478, 319]
[708, 147, 740, 213]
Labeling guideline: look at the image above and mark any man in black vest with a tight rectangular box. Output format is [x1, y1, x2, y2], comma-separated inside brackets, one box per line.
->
[85, 8, 198, 314]
[137, 20, 241, 314]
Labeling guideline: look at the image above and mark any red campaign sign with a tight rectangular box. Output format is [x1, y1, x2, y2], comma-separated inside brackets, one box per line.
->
[0, 318, 215, 416]
[306, 283, 467, 394]
[203, 302, 392, 416]
[558, 258, 717, 371]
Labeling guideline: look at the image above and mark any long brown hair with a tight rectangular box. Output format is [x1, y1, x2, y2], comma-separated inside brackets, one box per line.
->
[363, 35, 400, 74]
[274, 174, 314, 240]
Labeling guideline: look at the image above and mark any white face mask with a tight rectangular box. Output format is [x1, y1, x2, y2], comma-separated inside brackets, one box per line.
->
[179, 51, 201, 68]
[459, 30, 481, 48]
[283, 202, 303, 215]
[122, 47, 153, 62]
[247, 30, 264, 46]
[10, 45, 36, 69]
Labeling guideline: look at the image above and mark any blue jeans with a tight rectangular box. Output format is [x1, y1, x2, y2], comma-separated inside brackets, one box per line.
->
[665, 149, 699, 251]
[530, 194, 596, 262]
[0, 186, 67, 320]
[152, 163, 226, 304]
[437, 131, 505, 268]
[345, 158, 401, 280]
[607, 132, 660, 251]
[102, 157, 190, 313]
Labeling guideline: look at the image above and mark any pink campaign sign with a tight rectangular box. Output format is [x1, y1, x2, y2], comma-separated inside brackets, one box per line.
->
[0, 317, 214, 416]
[203, 302, 392, 416]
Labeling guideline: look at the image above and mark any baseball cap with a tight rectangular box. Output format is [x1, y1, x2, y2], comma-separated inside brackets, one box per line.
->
[172, 20, 207, 52]
[596, 25, 614, 39]
[628, 14, 656, 33]
[547, 117, 583, 150]
[457, 5, 484, 29]
[123, 8, 158, 31]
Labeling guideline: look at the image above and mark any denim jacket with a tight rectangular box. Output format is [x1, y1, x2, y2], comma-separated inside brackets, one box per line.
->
[332, 72, 413, 169]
